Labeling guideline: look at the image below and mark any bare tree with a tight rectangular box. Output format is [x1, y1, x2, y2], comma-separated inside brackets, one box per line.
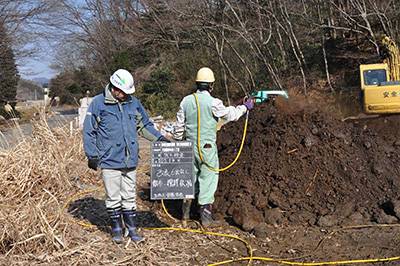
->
[49, 0, 400, 98]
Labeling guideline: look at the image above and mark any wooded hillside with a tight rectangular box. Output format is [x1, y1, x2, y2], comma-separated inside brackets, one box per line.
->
[49, 0, 400, 115]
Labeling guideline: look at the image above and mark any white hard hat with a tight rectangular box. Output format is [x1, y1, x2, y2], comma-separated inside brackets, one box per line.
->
[196, 67, 215, 83]
[110, 69, 135, 94]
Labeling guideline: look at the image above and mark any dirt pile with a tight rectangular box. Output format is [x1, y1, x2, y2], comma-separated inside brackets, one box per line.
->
[215, 100, 400, 231]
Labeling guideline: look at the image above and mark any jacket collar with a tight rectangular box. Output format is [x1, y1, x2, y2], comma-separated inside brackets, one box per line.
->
[104, 84, 133, 104]
[196, 90, 211, 96]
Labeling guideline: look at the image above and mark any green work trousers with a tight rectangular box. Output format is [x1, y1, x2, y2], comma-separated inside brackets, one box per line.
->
[193, 142, 219, 205]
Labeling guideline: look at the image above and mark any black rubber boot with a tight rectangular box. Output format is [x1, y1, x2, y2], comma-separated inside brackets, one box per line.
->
[122, 210, 144, 243]
[200, 204, 214, 226]
[108, 208, 123, 244]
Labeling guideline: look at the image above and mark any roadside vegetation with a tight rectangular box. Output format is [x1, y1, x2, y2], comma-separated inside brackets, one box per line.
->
[45, 1, 400, 117]
[1, 2, 400, 265]
[1, 1, 400, 118]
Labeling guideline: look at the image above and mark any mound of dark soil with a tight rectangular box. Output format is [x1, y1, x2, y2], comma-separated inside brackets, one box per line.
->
[215, 101, 400, 231]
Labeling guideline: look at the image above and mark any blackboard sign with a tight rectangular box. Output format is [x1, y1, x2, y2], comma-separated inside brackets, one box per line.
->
[150, 141, 195, 200]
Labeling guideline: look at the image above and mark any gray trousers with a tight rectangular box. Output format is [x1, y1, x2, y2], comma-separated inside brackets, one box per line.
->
[101, 168, 137, 210]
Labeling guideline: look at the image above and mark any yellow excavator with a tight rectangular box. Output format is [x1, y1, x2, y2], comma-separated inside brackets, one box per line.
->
[359, 36, 400, 114]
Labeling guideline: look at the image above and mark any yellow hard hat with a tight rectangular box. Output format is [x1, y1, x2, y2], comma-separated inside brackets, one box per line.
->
[196, 67, 215, 83]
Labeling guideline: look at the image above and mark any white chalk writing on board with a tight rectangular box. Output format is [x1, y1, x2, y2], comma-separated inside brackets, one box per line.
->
[150, 141, 195, 200]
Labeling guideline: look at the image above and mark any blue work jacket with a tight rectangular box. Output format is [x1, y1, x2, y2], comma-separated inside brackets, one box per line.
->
[83, 85, 162, 169]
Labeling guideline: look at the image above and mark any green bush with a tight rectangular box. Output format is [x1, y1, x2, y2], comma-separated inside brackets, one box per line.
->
[139, 67, 179, 119]
[50, 67, 96, 104]
[110, 47, 153, 72]
[141, 93, 179, 119]
[142, 67, 175, 95]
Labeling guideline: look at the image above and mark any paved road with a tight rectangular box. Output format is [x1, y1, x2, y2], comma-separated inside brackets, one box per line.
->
[0, 110, 78, 149]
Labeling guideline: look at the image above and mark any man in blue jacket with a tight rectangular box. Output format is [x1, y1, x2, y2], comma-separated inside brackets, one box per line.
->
[83, 69, 169, 244]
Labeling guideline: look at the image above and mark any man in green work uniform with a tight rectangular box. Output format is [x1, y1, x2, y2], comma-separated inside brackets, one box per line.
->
[172, 67, 254, 226]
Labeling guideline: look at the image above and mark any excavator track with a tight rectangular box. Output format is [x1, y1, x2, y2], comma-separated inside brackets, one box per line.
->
[341, 113, 400, 122]
[341, 113, 381, 122]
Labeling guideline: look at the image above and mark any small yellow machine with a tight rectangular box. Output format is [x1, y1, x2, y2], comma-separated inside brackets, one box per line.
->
[360, 36, 400, 114]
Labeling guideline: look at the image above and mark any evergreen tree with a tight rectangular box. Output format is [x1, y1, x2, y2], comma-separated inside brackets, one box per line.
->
[0, 22, 19, 118]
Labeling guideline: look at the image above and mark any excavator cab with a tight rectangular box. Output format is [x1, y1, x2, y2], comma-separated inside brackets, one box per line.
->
[342, 36, 400, 121]
[359, 36, 400, 114]
[360, 63, 400, 114]
[362, 66, 387, 86]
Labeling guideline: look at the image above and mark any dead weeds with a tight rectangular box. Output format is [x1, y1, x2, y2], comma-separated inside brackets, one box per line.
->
[0, 111, 250, 266]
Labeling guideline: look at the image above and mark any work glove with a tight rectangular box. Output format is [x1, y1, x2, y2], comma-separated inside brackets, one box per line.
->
[157, 135, 171, 142]
[88, 157, 99, 170]
[243, 97, 255, 111]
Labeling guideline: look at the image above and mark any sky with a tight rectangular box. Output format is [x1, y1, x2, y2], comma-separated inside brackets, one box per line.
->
[17, 30, 59, 82]
[16, 0, 85, 82]
[19, 57, 57, 81]
[16, 0, 112, 82]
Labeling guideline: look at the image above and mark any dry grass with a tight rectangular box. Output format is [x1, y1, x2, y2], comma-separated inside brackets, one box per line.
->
[0, 111, 250, 266]
[0, 111, 94, 262]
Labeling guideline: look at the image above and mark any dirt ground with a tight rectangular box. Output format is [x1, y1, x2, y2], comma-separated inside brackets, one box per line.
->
[66, 97, 400, 265]
[65, 97, 400, 265]
[213, 97, 400, 265]
[3, 96, 400, 265]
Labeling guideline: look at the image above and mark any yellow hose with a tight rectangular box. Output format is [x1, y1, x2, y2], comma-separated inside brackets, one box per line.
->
[208, 256, 400, 266]
[61, 90, 400, 264]
[159, 199, 254, 265]
[161, 199, 178, 222]
[66, 189, 400, 266]
[193, 93, 248, 172]
[144, 226, 254, 264]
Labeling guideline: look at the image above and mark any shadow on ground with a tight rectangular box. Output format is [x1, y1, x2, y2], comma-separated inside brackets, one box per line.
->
[68, 196, 168, 233]
[139, 187, 200, 221]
